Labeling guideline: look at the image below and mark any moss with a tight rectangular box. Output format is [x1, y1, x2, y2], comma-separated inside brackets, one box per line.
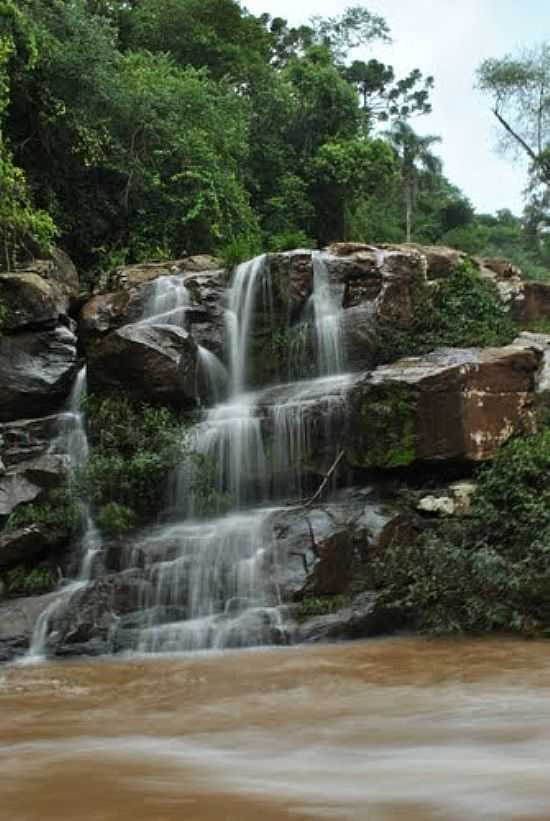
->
[348, 384, 417, 469]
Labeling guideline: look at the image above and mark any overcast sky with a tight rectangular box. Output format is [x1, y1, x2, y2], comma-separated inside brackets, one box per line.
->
[245, 0, 550, 215]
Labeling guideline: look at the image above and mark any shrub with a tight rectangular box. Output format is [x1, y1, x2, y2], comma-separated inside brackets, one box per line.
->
[6, 488, 81, 535]
[218, 233, 263, 269]
[96, 502, 137, 537]
[373, 430, 550, 634]
[378, 260, 517, 363]
[77, 395, 187, 529]
[266, 230, 315, 252]
[3, 565, 57, 596]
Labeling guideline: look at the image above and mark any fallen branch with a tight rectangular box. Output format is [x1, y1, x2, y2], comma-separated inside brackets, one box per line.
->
[303, 449, 345, 509]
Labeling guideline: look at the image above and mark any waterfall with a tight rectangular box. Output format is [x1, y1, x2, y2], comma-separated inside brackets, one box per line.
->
[125, 250, 354, 654]
[23, 366, 99, 661]
[311, 250, 345, 376]
[141, 274, 191, 326]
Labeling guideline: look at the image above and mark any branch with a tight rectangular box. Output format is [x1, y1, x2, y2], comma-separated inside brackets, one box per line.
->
[303, 449, 345, 509]
[492, 107, 539, 163]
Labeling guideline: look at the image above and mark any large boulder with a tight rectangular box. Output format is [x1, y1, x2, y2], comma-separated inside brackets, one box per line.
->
[87, 323, 200, 407]
[346, 345, 538, 468]
[0, 454, 67, 519]
[514, 331, 550, 406]
[0, 249, 79, 332]
[0, 590, 62, 661]
[0, 415, 60, 469]
[0, 324, 78, 422]
[0, 524, 66, 570]
[95, 255, 221, 293]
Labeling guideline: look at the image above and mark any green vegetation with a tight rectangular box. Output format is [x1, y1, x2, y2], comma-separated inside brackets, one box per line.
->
[378, 260, 517, 363]
[374, 429, 550, 634]
[297, 594, 350, 621]
[77, 395, 186, 529]
[2, 565, 56, 596]
[6, 488, 81, 535]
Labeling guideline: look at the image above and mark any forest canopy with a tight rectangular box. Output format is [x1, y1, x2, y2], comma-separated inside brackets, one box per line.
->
[0, 0, 549, 280]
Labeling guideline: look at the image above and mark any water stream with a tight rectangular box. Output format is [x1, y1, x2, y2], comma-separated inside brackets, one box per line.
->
[3, 638, 550, 820]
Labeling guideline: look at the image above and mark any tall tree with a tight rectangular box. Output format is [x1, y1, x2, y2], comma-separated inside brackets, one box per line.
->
[385, 121, 442, 242]
[478, 45, 550, 186]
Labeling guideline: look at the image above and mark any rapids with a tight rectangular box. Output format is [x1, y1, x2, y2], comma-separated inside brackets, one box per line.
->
[2, 638, 550, 820]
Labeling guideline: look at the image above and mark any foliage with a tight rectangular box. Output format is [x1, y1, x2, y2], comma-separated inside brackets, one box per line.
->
[378, 260, 517, 363]
[296, 594, 350, 621]
[6, 488, 81, 534]
[218, 233, 263, 269]
[266, 230, 315, 252]
[373, 430, 550, 634]
[96, 501, 137, 536]
[77, 395, 186, 524]
[3, 565, 56, 596]
[478, 45, 550, 186]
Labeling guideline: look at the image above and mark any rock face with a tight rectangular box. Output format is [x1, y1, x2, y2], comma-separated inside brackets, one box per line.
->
[87, 323, 199, 407]
[346, 346, 538, 468]
[0, 325, 78, 422]
[0, 249, 79, 332]
[0, 525, 65, 570]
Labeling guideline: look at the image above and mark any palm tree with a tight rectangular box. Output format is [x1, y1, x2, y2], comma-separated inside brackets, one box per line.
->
[386, 121, 442, 242]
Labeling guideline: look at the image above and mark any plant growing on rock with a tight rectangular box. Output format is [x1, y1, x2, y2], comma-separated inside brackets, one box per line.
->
[377, 259, 517, 364]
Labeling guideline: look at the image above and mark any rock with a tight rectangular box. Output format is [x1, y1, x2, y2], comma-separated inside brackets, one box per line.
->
[481, 257, 523, 279]
[326, 245, 428, 327]
[271, 487, 420, 601]
[416, 480, 477, 517]
[0, 454, 68, 518]
[0, 325, 78, 422]
[0, 272, 68, 331]
[292, 591, 406, 643]
[87, 323, 199, 407]
[0, 590, 62, 660]
[0, 525, 67, 570]
[48, 571, 149, 655]
[0, 415, 60, 469]
[346, 345, 538, 468]
[515, 280, 550, 324]
[96, 255, 221, 293]
[513, 331, 550, 404]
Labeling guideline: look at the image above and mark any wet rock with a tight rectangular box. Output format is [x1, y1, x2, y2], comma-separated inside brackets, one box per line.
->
[0, 415, 60, 468]
[271, 488, 419, 600]
[96, 255, 221, 293]
[0, 525, 67, 570]
[0, 590, 62, 660]
[0, 325, 78, 422]
[293, 591, 406, 643]
[0, 454, 67, 518]
[49, 571, 147, 654]
[87, 323, 199, 408]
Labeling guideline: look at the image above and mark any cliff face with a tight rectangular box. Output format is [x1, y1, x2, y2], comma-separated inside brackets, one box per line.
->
[0, 244, 549, 661]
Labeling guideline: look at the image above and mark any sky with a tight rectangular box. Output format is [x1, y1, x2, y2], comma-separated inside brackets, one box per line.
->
[244, 0, 550, 215]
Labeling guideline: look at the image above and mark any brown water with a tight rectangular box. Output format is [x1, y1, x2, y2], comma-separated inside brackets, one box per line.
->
[2, 638, 550, 820]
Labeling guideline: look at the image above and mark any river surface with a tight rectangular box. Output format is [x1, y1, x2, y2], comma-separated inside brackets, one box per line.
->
[2, 637, 550, 820]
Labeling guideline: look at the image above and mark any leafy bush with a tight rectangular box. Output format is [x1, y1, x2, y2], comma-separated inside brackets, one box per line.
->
[3, 565, 57, 597]
[378, 260, 517, 363]
[6, 488, 81, 535]
[373, 430, 550, 634]
[77, 395, 187, 528]
[96, 502, 137, 537]
[297, 594, 350, 621]
[266, 230, 315, 252]
[218, 233, 263, 269]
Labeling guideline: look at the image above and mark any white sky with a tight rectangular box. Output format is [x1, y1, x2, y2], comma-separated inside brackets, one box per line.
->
[245, 0, 550, 215]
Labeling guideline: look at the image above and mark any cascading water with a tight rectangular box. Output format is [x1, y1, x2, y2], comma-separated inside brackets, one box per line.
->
[141, 274, 191, 326]
[123, 251, 354, 653]
[311, 250, 345, 375]
[24, 366, 100, 661]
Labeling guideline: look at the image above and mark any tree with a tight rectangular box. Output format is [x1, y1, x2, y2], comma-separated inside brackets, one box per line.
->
[385, 121, 442, 241]
[345, 60, 433, 124]
[478, 45, 550, 186]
